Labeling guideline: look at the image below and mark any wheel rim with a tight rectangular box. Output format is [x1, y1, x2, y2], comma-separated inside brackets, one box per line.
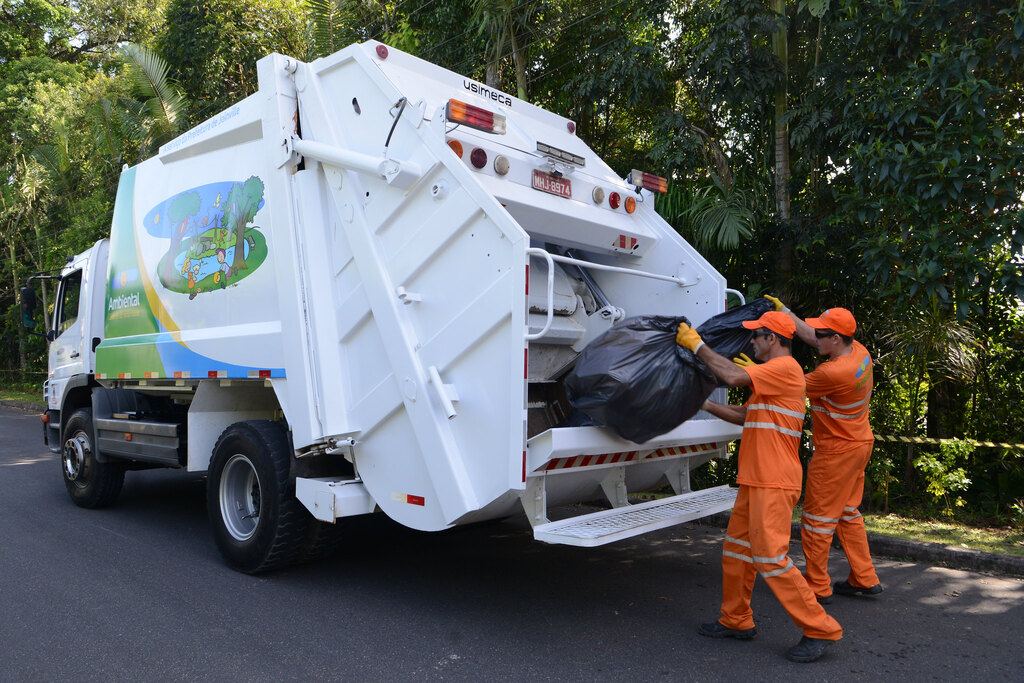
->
[219, 454, 261, 541]
[63, 431, 89, 485]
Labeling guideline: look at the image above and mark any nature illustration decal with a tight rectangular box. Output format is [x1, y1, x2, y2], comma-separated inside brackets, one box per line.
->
[144, 176, 268, 298]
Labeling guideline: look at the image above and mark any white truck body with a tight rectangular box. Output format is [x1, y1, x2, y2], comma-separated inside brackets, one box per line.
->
[38, 42, 743, 571]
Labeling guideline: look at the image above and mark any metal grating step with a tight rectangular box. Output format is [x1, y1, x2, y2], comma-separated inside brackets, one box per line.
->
[533, 485, 737, 547]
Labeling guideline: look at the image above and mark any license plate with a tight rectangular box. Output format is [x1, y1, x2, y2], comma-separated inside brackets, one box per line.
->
[532, 170, 571, 199]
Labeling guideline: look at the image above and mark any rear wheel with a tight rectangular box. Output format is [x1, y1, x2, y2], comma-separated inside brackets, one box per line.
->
[62, 408, 125, 508]
[207, 420, 309, 573]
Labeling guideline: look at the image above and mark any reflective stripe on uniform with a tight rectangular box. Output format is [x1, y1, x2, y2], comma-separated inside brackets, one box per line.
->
[803, 511, 840, 523]
[743, 421, 803, 438]
[725, 535, 751, 548]
[823, 389, 872, 411]
[759, 558, 796, 579]
[723, 549, 753, 563]
[753, 552, 788, 564]
[803, 522, 835, 535]
[747, 403, 806, 420]
[810, 405, 870, 420]
[842, 511, 862, 521]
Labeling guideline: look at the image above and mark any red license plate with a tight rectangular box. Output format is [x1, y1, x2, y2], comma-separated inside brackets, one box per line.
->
[532, 170, 571, 198]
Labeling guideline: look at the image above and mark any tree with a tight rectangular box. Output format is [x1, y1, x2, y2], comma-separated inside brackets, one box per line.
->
[158, 0, 308, 125]
[224, 176, 264, 272]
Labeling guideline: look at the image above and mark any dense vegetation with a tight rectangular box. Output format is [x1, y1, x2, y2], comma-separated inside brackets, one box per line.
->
[2, 0, 1022, 524]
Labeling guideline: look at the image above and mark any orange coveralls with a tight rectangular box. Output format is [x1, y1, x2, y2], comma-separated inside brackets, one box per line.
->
[719, 356, 842, 641]
[801, 340, 880, 599]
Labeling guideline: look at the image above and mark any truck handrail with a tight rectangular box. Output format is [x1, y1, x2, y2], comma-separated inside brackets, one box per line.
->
[524, 248, 700, 341]
[525, 248, 556, 341]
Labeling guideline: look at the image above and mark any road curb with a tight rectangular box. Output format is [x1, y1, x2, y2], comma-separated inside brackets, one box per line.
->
[699, 512, 1024, 579]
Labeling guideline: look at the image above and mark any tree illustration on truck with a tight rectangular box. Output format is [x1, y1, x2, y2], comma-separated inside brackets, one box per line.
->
[148, 176, 268, 298]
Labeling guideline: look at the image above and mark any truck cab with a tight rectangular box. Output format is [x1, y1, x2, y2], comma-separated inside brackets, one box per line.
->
[41, 240, 109, 449]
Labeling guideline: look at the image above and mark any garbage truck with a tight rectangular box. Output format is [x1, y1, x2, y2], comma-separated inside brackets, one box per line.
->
[23, 41, 745, 573]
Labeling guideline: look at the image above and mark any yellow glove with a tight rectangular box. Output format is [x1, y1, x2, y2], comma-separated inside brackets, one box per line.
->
[676, 322, 704, 353]
[764, 294, 790, 313]
[732, 353, 755, 367]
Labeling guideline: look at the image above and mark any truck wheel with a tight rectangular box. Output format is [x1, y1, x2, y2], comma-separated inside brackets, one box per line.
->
[301, 519, 345, 563]
[207, 420, 309, 573]
[62, 408, 125, 508]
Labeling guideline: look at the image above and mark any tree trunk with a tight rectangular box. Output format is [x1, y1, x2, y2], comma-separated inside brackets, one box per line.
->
[772, 0, 791, 222]
[511, 30, 527, 101]
[10, 242, 26, 372]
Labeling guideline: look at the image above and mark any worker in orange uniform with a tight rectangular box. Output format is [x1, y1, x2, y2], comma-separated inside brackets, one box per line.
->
[765, 297, 883, 602]
[676, 311, 842, 664]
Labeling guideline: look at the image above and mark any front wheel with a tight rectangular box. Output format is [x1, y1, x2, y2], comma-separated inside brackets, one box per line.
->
[206, 420, 309, 573]
[62, 408, 125, 508]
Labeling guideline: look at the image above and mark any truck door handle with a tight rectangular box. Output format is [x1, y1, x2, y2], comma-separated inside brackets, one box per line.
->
[69, 351, 80, 358]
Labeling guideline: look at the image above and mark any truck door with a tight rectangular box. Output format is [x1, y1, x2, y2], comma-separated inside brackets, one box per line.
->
[48, 267, 87, 404]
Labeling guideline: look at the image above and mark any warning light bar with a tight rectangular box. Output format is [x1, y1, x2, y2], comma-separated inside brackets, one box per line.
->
[537, 141, 586, 167]
[447, 99, 506, 134]
[629, 169, 668, 193]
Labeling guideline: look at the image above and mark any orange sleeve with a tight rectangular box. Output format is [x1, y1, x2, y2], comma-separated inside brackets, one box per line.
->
[804, 361, 838, 399]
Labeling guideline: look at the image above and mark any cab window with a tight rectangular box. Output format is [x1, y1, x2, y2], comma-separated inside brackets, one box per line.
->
[56, 270, 83, 337]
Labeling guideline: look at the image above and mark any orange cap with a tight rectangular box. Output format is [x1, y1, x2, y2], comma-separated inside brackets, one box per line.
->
[805, 307, 857, 336]
[742, 310, 796, 339]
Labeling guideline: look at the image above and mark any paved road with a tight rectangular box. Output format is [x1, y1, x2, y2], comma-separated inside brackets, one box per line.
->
[1, 406, 1022, 681]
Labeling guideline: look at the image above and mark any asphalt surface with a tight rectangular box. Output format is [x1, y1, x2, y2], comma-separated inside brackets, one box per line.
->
[2, 405, 1023, 681]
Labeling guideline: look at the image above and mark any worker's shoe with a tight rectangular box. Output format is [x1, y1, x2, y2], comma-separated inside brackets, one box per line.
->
[697, 621, 757, 640]
[785, 636, 833, 663]
[816, 593, 833, 605]
[834, 580, 883, 597]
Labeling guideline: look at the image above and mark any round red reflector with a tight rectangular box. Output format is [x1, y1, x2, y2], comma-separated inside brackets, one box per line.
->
[625, 196, 637, 213]
[608, 192, 621, 209]
[376, 45, 389, 59]
[470, 148, 487, 169]
[567, 121, 576, 134]
[448, 140, 464, 158]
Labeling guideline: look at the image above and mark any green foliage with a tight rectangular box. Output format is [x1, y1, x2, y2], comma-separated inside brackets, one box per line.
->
[915, 439, 974, 516]
[159, 0, 308, 124]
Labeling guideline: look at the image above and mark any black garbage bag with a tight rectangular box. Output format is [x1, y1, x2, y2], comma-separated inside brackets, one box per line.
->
[697, 297, 774, 361]
[563, 315, 717, 444]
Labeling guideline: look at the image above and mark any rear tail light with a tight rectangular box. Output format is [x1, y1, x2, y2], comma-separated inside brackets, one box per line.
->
[624, 196, 637, 213]
[447, 99, 507, 135]
[629, 169, 668, 193]
[592, 187, 605, 204]
[493, 155, 510, 175]
[447, 140, 464, 158]
[470, 148, 487, 169]
[608, 192, 621, 209]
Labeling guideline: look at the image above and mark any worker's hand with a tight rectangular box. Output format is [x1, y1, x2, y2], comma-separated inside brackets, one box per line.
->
[763, 294, 790, 313]
[676, 322, 704, 353]
[732, 353, 755, 367]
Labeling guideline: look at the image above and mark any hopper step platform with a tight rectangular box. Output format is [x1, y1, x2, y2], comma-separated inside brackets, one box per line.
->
[533, 485, 737, 547]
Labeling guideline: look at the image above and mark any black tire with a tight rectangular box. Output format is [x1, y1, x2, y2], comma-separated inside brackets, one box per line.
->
[300, 519, 345, 563]
[62, 408, 125, 508]
[206, 420, 310, 573]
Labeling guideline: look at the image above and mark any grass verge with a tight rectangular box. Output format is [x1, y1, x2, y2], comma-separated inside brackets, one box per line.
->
[0, 385, 42, 404]
[861, 512, 1024, 558]
[793, 505, 1024, 558]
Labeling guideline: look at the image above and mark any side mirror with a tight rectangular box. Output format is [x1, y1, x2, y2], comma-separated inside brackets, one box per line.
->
[19, 286, 37, 329]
